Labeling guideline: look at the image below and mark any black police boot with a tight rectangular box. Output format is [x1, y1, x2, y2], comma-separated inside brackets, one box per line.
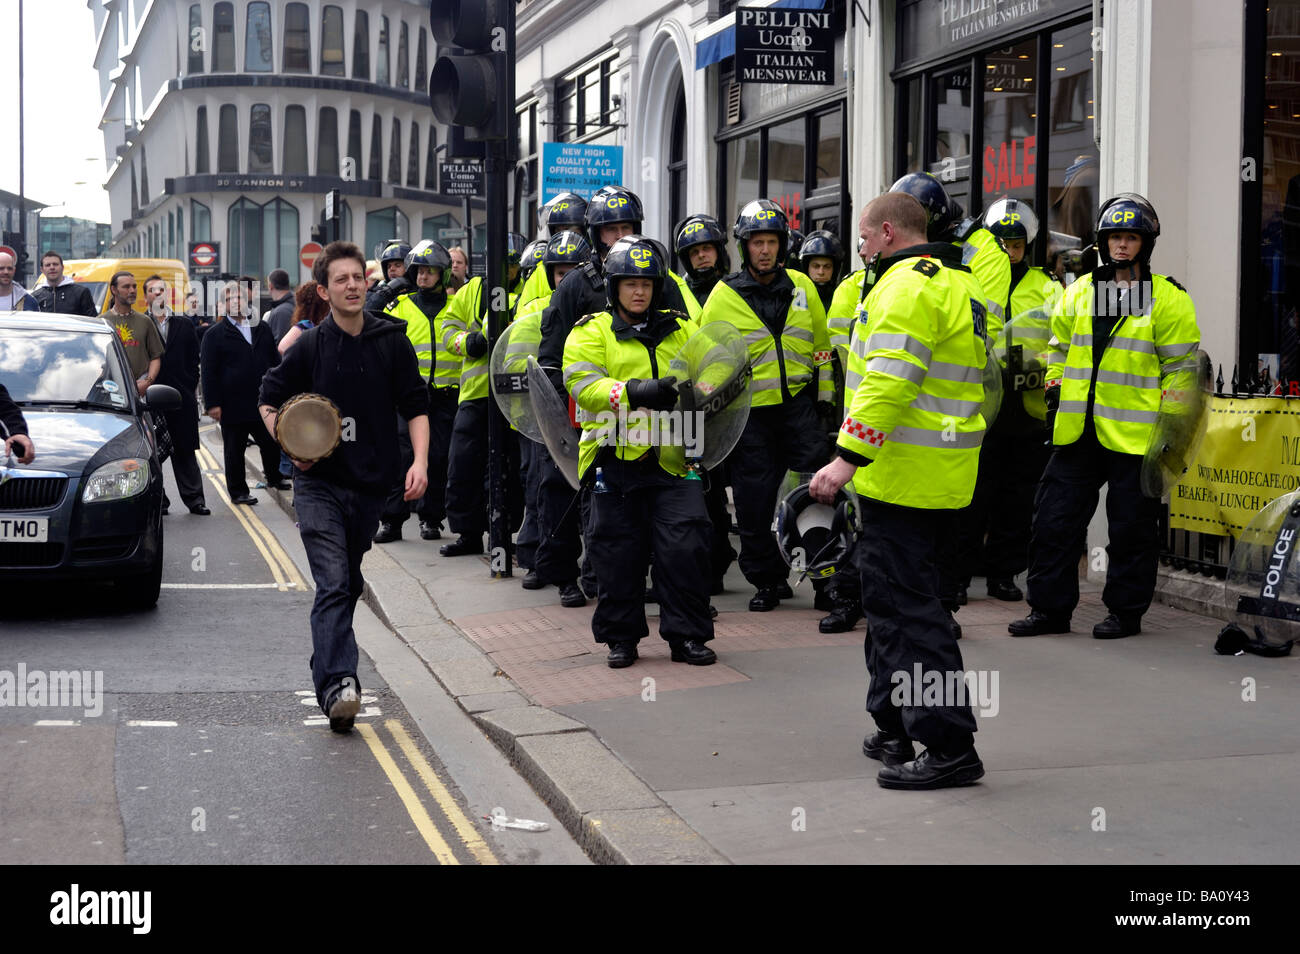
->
[1093, 614, 1141, 639]
[521, 570, 546, 590]
[954, 585, 968, 606]
[558, 582, 587, 608]
[419, 520, 442, 541]
[987, 577, 1023, 601]
[877, 747, 984, 790]
[813, 588, 835, 612]
[862, 729, 917, 766]
[748, 586, 782, 612]
[1008, 610, 1071, 637]
[775, 581, 794, 600]
[607, 641, 638, 669]
[373, 521, 402, 544]
[439, 534, 483, 557]
[820, 599, 863, 634]
[670, 639, 717, 665]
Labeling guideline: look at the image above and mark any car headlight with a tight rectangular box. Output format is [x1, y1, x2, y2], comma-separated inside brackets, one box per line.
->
[82, 458, 150, 503]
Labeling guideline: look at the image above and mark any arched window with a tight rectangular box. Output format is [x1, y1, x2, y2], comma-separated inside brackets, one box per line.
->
[187, 5, 204, 73]
[668, 87, 687, 256]
[140, 145, 150, 205]
[284, 3, 310, 73]
[321, 6, 344, 76]
[353, 10, 370, 80]
[317, 107, 339, 177]
[178, 205, 184, 248]
[347, 110, 363, 178]
[339, 200, 353, 241]
[407, 122, 421, 187]
[248, 104, 273, 174]
[365, 206, 408, 259]
[424, 125, 438, 190]
[195, 106, 210, 174]
[217, 104, 239, 172]
[212, 2, 235, 71]
[228, 198, 263, 277]
[168, 210, 175, 258]
[245, 2, 273, 72]
[415, 30, 427, 92]
[377, 16, 390, 86]
[191, 199, 211, 241]
[368, 114, 382, 180]
[388, 119, 401, 183]
[284, 106, 308, 174]
[397, 22, 409, 88]
[263, 198, 299, 276]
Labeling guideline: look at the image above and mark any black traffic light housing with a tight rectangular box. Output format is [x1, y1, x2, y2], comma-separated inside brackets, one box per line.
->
[429, 0, 510, 141]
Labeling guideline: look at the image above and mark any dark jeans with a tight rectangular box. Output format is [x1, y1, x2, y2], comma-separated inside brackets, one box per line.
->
[220, 415, 281, 498]
[293, 474, 384, 708]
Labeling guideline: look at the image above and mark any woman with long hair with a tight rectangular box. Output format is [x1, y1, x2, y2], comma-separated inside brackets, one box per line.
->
[277, 281, 332, 354]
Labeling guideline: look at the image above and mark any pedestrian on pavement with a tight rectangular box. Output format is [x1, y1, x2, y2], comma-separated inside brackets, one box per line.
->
[0, 252, 39, 310]
[0, 381, 35, 463]
[563, 236, 716, 669]
[447, 246, 470, 294]
[810, 191, 987, 790]
[200, 281, 285, 504]
[101, 271, 164, 397]
[1010, 194, 1200, 640]
[144, 275, 209, 516]
[263, 268, 297, 342]
[277, 281, 331, 355]
[34, 251, 97, 317]
[258, 241, 430, 732]
[374, 240, 457, 543]
[699, 199, 834, 613]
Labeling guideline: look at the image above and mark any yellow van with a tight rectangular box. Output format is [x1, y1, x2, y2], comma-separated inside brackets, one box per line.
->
[35, 258, 192, 315]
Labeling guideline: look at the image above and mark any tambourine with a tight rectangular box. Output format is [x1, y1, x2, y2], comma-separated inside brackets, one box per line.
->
[276, 393, 342, 463]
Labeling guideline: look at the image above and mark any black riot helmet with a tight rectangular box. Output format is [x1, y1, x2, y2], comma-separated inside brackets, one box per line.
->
[542, 192, 589, 235]
[585, 187, 644, 260]
[505, 232, 528, 266]
[785, 227, 806, 272]
[775, 481, 860, 581]
[1095, 193, 1160, 265]
[733, 199, 790, 276]
[519, 239, 547, 282]
[798, 230, 846, 284]
[675, 214, 731, 279]
[889, 173, 960, 241]
[403, 239, 452, 288]
[380, 242, 412, 271]
[983, 197, 1040, 245]
[543, 230, 592, 287]
[602, 235, 666, 317]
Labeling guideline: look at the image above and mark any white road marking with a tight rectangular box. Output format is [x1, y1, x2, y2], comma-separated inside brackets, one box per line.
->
[34, 720, 80, 726]
[161, 583, 304, 589]
[126, 720, 179, 727]
[303, 706, 382, 726]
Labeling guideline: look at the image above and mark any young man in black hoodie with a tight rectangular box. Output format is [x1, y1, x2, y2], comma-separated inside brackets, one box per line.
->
[259, 242, 430, 732]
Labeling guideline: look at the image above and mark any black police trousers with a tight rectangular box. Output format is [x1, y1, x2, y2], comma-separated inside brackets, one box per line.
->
[704, 464, 736, 587]
[730, 387, 829, 587]
[383, 384, 457, 525]
[444, 397, 523, 538]
[533, 442, 592, 587]
[587, 455, 713, 646]
[859, 499, 978, 752]
[955, 418, 1052, 583]
[515, 435, 543, 570]
[1026, 424, 1163, 621]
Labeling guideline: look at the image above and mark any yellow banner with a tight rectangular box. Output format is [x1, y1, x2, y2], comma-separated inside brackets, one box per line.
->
[1169, 397, 1300, 537]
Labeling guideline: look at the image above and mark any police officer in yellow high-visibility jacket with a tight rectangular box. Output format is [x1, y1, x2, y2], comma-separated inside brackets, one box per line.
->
[374, 240, 456, 543]
[955, 198, 1063, 603]
[562, 236, 716, 670]
[438, 233, 526, 557]
[700, 199, 834, 613]
[1011, 194, 1200, 640]
[811, 192, 986, 791]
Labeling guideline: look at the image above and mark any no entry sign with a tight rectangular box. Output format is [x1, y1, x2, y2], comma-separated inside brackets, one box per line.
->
[300, 242, 323, 270]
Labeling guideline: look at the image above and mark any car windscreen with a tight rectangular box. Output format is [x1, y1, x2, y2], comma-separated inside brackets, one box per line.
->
[78, 282, 109, 312]
[0, 328, 133, 411]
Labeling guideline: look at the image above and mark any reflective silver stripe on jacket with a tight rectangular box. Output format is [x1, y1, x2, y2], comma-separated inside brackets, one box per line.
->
[1057, 400, 1159, 424]
[866, 356, 926, 386]
[1156, 341, 1199, 360]
[783, 325, 814, 344]
[859, 332, 933, 364]
[1107, 336, 1156, 355]
[926, 360, 982, 385]
[891, 424, 983, 449]
[909, 393, 982, 418]
[1096, 369, 1159, 390]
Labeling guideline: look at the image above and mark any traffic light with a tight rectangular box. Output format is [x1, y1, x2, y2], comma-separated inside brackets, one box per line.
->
[428, 0, 510, 141]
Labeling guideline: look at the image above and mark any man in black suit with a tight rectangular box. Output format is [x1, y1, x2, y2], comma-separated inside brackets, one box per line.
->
[145, 275, 209, 515]
[200, 282, 285, 504]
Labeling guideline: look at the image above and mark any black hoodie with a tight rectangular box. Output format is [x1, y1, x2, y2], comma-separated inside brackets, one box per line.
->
[258, 313, 430, 495]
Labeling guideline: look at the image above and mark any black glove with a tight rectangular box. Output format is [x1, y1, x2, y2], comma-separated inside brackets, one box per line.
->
[1043, 384, 1060, 445]
[464, 331, 488, 358]
[380, 277, 412, 304]
[624, 376, 679, 411]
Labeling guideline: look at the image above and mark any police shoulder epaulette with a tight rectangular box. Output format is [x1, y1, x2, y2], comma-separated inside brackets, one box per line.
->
[912, 258, 940, 278]
[574, 312, 599, 327]
[1039, 267, 1057, 280]
[1164, 276, 1188, 293]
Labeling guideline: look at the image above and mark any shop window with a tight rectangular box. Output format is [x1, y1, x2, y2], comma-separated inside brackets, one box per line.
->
[899, 75, 923, 174]
[388, 119, 402, 183]
[415, 29, 428, 93]
[555, 80, 577, 143]
[245, 2, 273, 72]
[397, 22, 409, 88]
[284, 106, 308, 175]
[813, 109, 842, 191]
[423, 212, 456, 242]
[930, 65, 972, 213]
[407, 122, 421, 187]
[768, 118, 805, 229]
[982, 39, 1038, 207]
[213, 2, 235, 71]
[217, 104, 238, 171]
[228, 198, 300, 278]
[195, 106, 210, 174]
[1047, 22, 1100, 269]
[264, 199, 299, 277]
[369, 115, 382, 180]
[668, 90, 687, 250]
[321, 5, 345, 76]
[365, 206, 409, 260]
[187, 5, 204, 73]
[353, 10, 370, 81]
[318, 107, 339, 177]
[248, 103, 273, 174]
[425, 125, 438, 190]
[284, 2, 311, 73]
[228, 198, 264, 277]
[726, 131, 762, 219]
[377, 16, 390, 85]
[347, 110, 363, 177]
[191, 200, 210, 241]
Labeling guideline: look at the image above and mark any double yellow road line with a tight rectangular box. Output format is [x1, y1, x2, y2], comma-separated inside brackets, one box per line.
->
[358, 720, 498, 865]
[196, 443, 307, 591]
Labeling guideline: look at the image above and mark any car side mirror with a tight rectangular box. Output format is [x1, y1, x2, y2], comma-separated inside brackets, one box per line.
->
[144, 384, 181, 411]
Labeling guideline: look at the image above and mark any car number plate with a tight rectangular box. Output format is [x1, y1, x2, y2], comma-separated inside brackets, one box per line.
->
[0, 516, 49, 542]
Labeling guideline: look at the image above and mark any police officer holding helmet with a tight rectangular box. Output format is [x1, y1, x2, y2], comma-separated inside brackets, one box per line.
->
[562, 236, 716, 669]
[700, 199, 834, 613]
[1010, 194, 1200, 639]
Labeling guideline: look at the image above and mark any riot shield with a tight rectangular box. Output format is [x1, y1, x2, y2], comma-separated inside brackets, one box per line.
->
[660, 322, 753, 473]
[993, 308, 1052, 392]
[1140, 349, 1213, 498]
[490, 314, 543, 443]
[979, 346, 1003, 428]
[526, 357, 581, 490]
[1223, 491, 1300, 648]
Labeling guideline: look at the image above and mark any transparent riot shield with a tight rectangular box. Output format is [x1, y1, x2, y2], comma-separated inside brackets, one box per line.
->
[993, 308, 1052, 392]
[979, 346, 1003, 428]
[660, 322, 753, 473]
[1223, 491, 1300, 648]
[490, 314, 543, 443]
[526, 357, 581, 490]
[773, 470, 860, 583]
[1140, 349, 1213, 498]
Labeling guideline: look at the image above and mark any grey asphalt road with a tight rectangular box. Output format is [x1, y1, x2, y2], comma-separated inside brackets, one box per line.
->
[0, 438, 587, 866]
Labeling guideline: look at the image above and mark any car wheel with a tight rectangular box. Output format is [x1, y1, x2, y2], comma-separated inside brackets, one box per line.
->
[118, 529, 163, 611]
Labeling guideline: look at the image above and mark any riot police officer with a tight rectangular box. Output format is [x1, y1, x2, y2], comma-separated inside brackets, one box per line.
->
[562, 236, 716, 669]
[518, 192, 590, 311]
[375, 240, 455, 542]
[675, 214, 731, 304]
[1011, 194, 1200, 639]
[798, 230, 847, 313]
[365, 242, 412, 317]
[700, 199, 834, 612]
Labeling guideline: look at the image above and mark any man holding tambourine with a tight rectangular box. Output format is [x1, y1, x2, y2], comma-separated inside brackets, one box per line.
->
[259, 242, 431, 734]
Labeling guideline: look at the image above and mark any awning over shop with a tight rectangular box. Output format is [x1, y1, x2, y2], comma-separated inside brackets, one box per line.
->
[694, 0, 827, 71]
